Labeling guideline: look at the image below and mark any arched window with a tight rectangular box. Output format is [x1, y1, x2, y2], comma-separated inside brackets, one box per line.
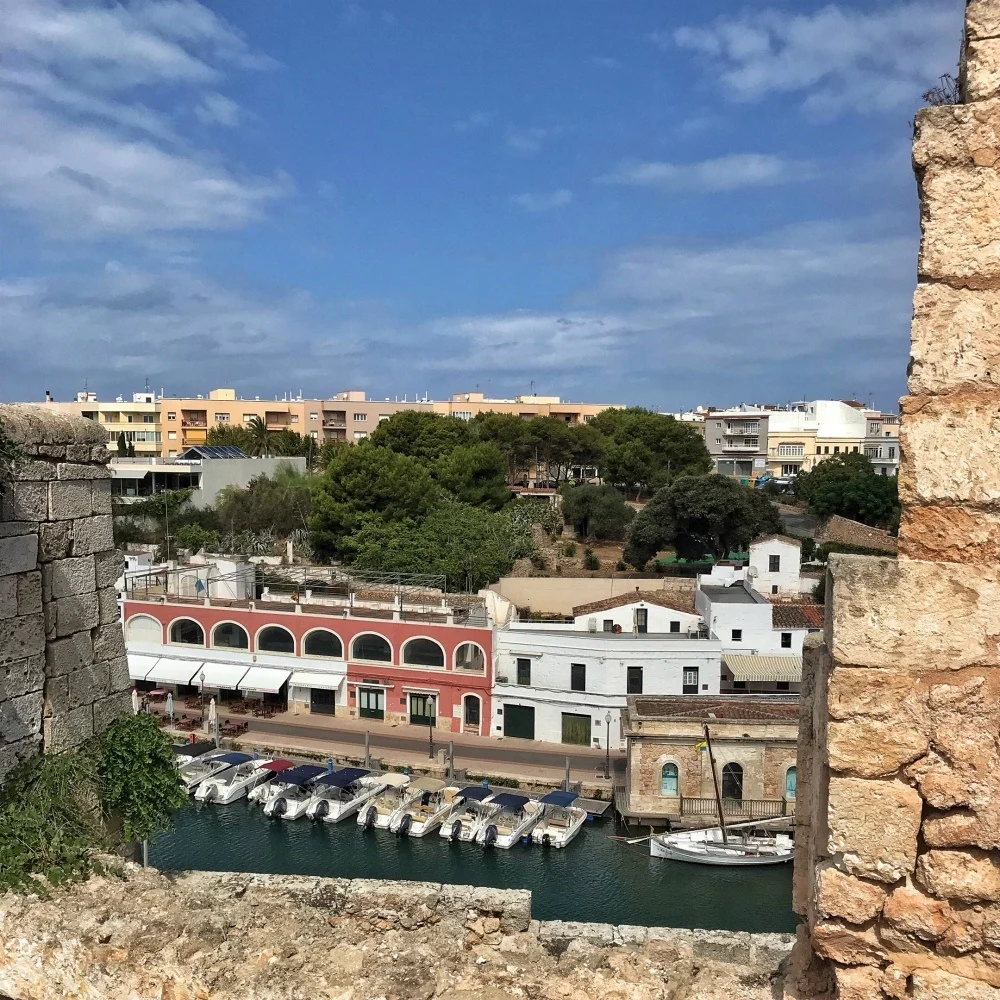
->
[402, 638, 445, 668]
[212, 622, 249, 649]
[785, 766, 797, 800]
[304, 629, 343, 658]
[721, 763, 744, 803]
[170, 619, 204, 645]
[455, 642, 485, 672]
[257, 626, 295, 654]
[127, 615, 163, 644]
[352, 633, 391, 662]
[660, 762, 679, 797]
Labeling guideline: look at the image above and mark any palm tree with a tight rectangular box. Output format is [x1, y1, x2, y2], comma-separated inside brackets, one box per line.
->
[246, 415, 270, 457]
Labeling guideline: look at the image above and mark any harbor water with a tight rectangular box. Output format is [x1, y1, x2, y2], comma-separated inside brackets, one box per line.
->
[151, 801, 796, 932]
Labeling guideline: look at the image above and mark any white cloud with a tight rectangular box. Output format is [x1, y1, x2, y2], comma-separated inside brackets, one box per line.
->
[453, 110, 492, 132]
[671, 2, 962, 116]
[194, 92, 242, 126]
[597, 154, 806, 193]
[508, 189, 573, 212]
[0, 0, 282, 240]
[505, 126, 548, 154]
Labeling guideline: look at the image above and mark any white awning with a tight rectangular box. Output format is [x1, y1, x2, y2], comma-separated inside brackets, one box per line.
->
[239, 666, 292, 694]
[145, 657, 203, 686]
[723, 654, 802, 683]
[198, 661, 250, 689]
[128, 653, 159, 681]
[289, 671, 342, 692]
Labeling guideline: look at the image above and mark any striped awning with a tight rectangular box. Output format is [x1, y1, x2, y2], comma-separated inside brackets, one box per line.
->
[723, 654, 802, 683]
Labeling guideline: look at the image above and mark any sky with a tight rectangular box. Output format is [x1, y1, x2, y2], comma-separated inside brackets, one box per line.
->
[0, 0, 964, 411]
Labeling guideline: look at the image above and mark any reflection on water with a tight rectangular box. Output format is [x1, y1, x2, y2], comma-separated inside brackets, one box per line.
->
[150, 801, 796, 932]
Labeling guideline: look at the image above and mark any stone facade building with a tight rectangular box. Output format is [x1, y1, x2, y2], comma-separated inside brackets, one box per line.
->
[620, 695, 798, 825]
[0, 405, 130, 780]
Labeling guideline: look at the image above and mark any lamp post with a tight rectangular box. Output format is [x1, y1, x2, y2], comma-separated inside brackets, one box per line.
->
[428, 699, 436, 760]
[200, 670, 206, 727]
[604, 711, 612, 780]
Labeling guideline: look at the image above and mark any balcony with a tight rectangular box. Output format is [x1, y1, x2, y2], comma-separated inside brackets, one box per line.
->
[322, 419, 347, 429]
[722, 442, 760, 452]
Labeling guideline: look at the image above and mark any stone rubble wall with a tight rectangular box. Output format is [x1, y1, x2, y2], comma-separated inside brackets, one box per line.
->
[788, 4, 1000, 996]
[813, 515, 898, 555]
[0, 865, 794, 1000]
[0, 404, 129, 781]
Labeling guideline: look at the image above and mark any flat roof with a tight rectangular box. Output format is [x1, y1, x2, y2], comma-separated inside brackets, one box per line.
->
[700, 585, 759, 604]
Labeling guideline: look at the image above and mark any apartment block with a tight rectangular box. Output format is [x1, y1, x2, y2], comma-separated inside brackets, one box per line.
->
[703, 407, 770, 480]
[34, 390, 161, 456]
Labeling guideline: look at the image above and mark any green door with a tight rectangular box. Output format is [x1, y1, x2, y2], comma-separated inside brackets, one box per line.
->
[503, 704, 535, 740]
[561, 713, 591, 746]
[358, 687, 384, 720]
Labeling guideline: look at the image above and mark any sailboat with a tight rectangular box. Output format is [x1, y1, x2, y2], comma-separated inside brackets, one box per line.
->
[649, 723, 793, 866]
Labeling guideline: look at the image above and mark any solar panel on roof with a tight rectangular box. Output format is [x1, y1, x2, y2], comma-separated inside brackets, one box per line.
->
[177, 445, 249, 460]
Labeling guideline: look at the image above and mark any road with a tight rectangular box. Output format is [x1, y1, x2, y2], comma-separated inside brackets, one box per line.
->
[777, 504, 818, 538]
[243, 716, 625, 775]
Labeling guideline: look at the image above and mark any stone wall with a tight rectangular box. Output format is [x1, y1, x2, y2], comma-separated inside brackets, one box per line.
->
[0, 404, 129, 781]
[814, 515, 898, 555]
[787, 3, 1000, 996]
[0, 864, 794, 999]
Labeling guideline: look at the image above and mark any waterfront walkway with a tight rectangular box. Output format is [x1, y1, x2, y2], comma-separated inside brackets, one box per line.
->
[171, 706, 624, 792]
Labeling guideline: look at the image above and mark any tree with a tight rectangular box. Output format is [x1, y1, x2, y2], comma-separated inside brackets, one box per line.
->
[269, 428, 313, 459]
[624, 475, 782, 568]
[206, 424, 255, 453]
[175, 522, 220, 554]
[434, 442, 511, 511]
[560, 483, 635, 541]
[309, 445, 441, 562]
[590, 408, 711, 496]
[352, 501, 523, 591]
[793, 454, 899, 529]
[471, 412, 535, 484]
[245, 415, 271, 457]
[215, 467, 312, 539]
[116, 431, 127, 456]
[369, 410, 471, 463]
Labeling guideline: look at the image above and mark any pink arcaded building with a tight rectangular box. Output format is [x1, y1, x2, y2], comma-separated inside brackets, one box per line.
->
[123, 575, 493, 736]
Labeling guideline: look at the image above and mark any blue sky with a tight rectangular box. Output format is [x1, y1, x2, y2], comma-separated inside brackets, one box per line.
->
[0, 0, 963, 410]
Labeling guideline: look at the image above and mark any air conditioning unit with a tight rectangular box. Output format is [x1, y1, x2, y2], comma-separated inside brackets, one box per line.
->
[588, 617, 597, 632]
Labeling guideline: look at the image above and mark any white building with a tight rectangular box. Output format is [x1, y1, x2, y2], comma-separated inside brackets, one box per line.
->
[699, 536, 815, 597]
[492, 595, 721, 750]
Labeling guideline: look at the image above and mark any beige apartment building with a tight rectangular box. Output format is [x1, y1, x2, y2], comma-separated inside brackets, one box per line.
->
[34, 390, 162, 457]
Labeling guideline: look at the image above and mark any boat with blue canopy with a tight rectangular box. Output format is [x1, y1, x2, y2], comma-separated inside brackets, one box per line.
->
[305, 767, 382, 823]
[531, 791, 588, 849]
[476, 792, 541, 849]
[259, 764, 328, 819]
[439, 785, 495, 843]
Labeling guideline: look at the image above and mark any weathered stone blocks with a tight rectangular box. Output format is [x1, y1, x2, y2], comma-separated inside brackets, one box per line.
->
[0, 614, 44, 665]
[70, 515, 114, 557]
[42, 703, 94, 752]
[0, 532, 38, 576]
[44, 591, 99, 638]
[918, 850, 1000, 904]
[815, 865, 886, 924]
[42, 554, 96, 600]
[900, 505, 1000, 564]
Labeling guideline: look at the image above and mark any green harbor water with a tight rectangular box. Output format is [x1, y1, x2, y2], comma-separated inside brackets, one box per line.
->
[150, 801, 796, 932]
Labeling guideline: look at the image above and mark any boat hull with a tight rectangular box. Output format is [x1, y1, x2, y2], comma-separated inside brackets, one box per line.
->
[650, 831, 793, 865]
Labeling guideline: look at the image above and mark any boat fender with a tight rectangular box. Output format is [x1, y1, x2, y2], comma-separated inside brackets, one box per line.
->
[398, 813, 412, 838]
[314, 799, 330, 820]
[542, 833, 551, 848]
[273, 797, 287, 817]
[484, 824, 498, 848]
[450, 819, 462, 841]
[363, 805, 377, 831]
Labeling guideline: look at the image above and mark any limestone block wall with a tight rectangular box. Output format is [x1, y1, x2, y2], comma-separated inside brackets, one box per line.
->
[0, 404, 129, 781]
[788, 4, 1000, 996]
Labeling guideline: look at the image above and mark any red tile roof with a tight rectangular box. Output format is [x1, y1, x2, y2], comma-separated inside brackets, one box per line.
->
[628, 696, 799, 723]
[772, 604, 824, 630]
[572, 591, 697, 618]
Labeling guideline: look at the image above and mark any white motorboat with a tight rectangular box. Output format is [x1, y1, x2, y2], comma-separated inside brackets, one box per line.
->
[178, 749, 242, 793]
[650, 822, 794, 865]
[259, 764, 329, 819]
[172, 741, 217, 767]
[439, 786, 495, 842]
[306, 767, 381, 823]
[388, 777, 455, 837]
[195, 757, 291, 805]
[531, 790, 588, 848]
[476, 792, 542, 849]
[357, 773, 411, 831]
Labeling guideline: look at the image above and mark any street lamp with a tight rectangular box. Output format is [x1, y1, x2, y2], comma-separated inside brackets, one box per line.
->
[200, 670, 206, 718]
[604, 711, 612, 780]
[428, 705, 436, 760]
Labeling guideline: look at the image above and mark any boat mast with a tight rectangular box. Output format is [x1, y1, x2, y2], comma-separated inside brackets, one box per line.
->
[703, 723, 728, 845]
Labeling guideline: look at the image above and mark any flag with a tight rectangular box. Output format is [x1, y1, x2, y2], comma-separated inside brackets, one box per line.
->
[695, 740, 708, 752]
[195, 579, 206, 593]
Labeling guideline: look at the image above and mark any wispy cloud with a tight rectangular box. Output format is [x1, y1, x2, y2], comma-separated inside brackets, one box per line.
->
[453, 110, 492, 132]
[505, 126, 548, 155]
[0, 0, 283, 240]
[194, 92, 241, 127]
[670, 2, 961, 116]
[508, 189, 573, 212]
[597, 153, 807, 194]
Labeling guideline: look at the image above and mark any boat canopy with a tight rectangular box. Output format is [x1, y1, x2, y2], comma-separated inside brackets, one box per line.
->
[263, 758, 294, 773]
[313, 767, 369, 788]
[213, 752, 253, 766]
[239, 666, 292, 694]
[539, 790, 578, 807]
[174, 741, 215, 758]
[198, 661, 251, 689]
[490, 793, 529, 810]
[277, 764, 326, 786]
[145, 657, 202, 686]
[410, 777, 447, 793]
[379, 773, 410, 787]
[457, 786, 492, 802]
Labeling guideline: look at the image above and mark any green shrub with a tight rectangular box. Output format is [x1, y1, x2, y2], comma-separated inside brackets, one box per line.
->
[615, 559, 627, 572]
[562, 541, 577, 557]
[583, 548, 600, 571]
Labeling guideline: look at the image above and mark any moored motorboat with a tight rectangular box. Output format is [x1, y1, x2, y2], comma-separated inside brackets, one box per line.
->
[306, 767, 380, 822]
[531, 791, 588, 848]
[388, 777, 454, 837]
[259, 764, 329, 819]
[179, 750, 243, 793]
[357, 773, 411, 831]
[476, 793, 542, 849]
[649, 824, 793, 865]
[172, 741, 217, 767]
[195, 757, 291, 805]
[439, 786, 494, 842]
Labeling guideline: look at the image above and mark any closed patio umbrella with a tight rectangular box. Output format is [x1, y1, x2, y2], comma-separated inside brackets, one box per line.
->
[208, 697, 217, 737]
[166, 692, 174, 727]
[131, 689, 139, 715]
